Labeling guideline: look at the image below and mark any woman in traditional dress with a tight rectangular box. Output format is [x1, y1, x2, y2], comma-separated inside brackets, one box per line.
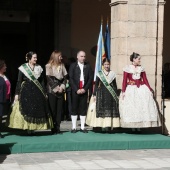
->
[119, 52, 161, 132]
[46, 50, 67, 134]
[86, 58, 120, 131]
[0, 60, 11, 138]
[8, 52, 53, 135]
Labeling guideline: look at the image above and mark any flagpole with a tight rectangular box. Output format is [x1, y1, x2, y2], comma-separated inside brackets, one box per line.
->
[104, 17, 111, 60]
[101, 15, 103, 25]
[93, 17, 106, 91]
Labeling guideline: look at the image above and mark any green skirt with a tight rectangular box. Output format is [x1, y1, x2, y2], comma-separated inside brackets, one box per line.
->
[8, 101, 53, 130]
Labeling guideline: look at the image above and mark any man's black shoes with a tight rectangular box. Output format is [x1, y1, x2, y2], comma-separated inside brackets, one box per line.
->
[51, 128, 62, 135]
[71, 129, 77, 133]
[80, 129, 88, 133]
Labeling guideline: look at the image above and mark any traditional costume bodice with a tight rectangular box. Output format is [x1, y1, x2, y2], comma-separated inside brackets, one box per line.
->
[122, 65, 152, 92]
[15, 63, 44, 95]
[3, 76, 11, 99]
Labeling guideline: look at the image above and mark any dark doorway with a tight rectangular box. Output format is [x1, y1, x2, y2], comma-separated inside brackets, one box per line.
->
[0, 32, 28, 95]
[163, 0, 170, 99]
[0, 0, 55, 97]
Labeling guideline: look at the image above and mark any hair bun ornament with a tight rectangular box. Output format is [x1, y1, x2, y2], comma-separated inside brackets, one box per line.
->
[25, 53, 29, 61]
[133, 52, 137, 58]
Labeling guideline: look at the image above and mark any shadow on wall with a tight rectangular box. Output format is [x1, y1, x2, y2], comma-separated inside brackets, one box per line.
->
[163, 63, 170, 99]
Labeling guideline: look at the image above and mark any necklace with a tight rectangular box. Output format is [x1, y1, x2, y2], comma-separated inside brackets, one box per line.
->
[103, 70, 110, 76]
[28, 63, 35, 71]
[132, 63, 138, 67]
[56, 65, 61, 73]
[130, 65, 141, 79]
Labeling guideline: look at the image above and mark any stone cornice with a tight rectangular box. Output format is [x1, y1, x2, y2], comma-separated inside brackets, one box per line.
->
[159, 0, 166, 5]
[110, 1, 128, 6]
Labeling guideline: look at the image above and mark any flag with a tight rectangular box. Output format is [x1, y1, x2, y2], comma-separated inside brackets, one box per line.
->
[104, 23, 111, 60]
[94, 24, 106, 82]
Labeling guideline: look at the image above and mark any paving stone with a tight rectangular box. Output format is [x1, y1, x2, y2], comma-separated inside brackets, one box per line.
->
[0, 163, 22, 170]
[112, 160, 140, 169]
[39, 163, 64, 170]
[20, 165, 43, 170]
[54, 160, 82, 169]
[131, 160, 161, 169]
[77, 161, 103, 170]
[162, 158, 170, 163]
[92, 160, 120, 168]
[143, 158, 170, 168]
[0, 165, 4, 170]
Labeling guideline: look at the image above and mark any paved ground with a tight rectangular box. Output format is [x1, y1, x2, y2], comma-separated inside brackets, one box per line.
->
[1, 120, 170, 169]
[1, 149, 170, 169]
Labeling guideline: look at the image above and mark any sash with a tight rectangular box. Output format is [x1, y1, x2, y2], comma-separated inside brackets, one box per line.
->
[19, 63, 46, 97]
[98, 71, 118, 103]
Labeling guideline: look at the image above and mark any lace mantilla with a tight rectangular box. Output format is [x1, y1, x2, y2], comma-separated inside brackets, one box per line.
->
[33, 65, 43, 79]
[123, 65, 144, 80]
[97, 70, 116, 84]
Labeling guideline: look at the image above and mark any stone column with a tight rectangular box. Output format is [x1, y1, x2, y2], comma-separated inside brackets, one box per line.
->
[157, 0, 165, 108]
[110, 0, 166, 132]
[110, 0, 128, 87]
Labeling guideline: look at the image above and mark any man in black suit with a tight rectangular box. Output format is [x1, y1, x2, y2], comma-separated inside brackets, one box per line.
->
[69, 51, 93, 133]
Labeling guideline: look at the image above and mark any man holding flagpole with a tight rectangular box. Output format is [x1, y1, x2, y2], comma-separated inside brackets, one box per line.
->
[69, 50, 93, 133]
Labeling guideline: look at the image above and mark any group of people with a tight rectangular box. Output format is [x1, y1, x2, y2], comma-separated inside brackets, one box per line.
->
[0, 50, 161, 138]
[86, 52, 160, 133]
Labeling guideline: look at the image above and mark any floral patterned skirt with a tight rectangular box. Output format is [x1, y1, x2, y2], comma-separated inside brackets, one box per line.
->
[86, 96, 120, 128]
[119, 84, 161, 128]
